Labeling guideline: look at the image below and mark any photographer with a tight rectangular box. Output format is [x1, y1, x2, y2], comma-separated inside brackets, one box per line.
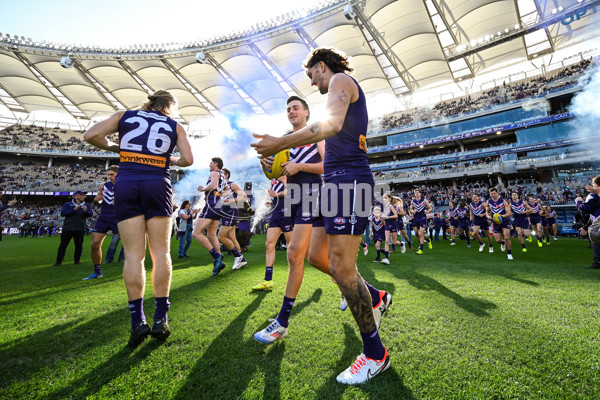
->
[575, 176, 600, 269]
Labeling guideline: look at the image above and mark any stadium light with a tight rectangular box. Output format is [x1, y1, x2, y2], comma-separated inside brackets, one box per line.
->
[60, 54, 74, 69]
[343, 1, 355, 20]
[195, 51, 207, 64]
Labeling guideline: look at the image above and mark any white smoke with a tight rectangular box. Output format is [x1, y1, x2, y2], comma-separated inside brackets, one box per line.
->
[568, 61, 600, 141]
[521, 98, 549, 114]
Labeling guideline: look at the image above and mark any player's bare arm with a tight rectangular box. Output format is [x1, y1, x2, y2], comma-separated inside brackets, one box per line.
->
[252, 74, 357, 157]
[83, 111, 124, 153]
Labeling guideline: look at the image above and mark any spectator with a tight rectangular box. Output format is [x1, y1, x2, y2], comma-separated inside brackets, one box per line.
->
[53, 190, 93, 266]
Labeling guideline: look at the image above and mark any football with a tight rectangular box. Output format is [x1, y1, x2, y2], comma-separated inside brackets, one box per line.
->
[493, 213, 503, 224]
[261, 149, 290, 179]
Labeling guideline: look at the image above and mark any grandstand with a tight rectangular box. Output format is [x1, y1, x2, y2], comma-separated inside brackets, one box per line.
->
[2, 0, 600, 398]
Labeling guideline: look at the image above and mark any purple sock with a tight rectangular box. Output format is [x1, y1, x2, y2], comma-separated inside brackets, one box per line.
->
[154, 297, 170, 322]
[419, 244, 424, 250]
[502, 240, 506, 245]
[383, 251, 389, 259]
[94, 264, 101, 274]
[232, 248, 243, 258]
[128, 298, 145, 330]
[361, 328, 385, 360]
[507, 250, 512, 255]
[276, 295, 295, 328]
[363, 281, 381, 307]
[376, 249, 381, 258]
[209, 248, 220, 260]
[391, 244, 396, 251]
[265, 266, 273, 281]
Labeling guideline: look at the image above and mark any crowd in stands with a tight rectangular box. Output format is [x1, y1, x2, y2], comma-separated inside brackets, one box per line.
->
[386, 172, 598, 209]
[374, 156, 501, 181]
[0, 124, 117, 154]
[372, 57, 595, 133]
[0, 160, 105, 192]
[2, 200, 97, 235]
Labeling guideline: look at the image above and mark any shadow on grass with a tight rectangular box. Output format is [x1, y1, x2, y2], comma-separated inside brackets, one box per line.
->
[0, 275, 123, 307]
[313, 323, 416, 399]
[172, 288, 323, 400]
[46, 341, 163, 400]
[0, 265, 231, 392]
[359, 264, 396, 297]
[390, 267, 497, 317]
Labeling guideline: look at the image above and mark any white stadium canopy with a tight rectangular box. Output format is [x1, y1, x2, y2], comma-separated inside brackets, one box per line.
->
[0, 0, 598, 125]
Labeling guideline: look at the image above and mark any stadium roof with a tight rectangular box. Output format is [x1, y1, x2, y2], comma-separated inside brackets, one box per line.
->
[0, 0, 598, 125]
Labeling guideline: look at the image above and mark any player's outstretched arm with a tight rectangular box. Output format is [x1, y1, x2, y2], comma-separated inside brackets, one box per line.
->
[252, 74, 356, 157]
[170, 124, 193, 167]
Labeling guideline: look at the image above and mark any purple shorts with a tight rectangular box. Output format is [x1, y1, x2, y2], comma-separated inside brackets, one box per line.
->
[372, 229, 385, 243]
[93, 214, 119, 234]
[199, 198, 224, 221]
[385, 219, 397, 231]
[492, 219, 512, 234]
[269, 210, 293, 232]
[413, 217, 427, 229]
[450, 219, 459, 228]
[529, 216, 542, 225]
[513, 217, 530, 229]
[288, 183, 320, 225]
[458, 219, 471, 230]
[115, 179, 173, 223]
[472, 216, 489, 230]
[547, 218, 556, 225]
[322, 175, 373, 236]
[220, 207, 238, 227]
[397, 219, 405, 231]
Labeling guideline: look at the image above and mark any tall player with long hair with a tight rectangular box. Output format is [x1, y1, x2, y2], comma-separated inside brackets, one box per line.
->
[84, 90, 193, 347]
[252, 48, 392, 384]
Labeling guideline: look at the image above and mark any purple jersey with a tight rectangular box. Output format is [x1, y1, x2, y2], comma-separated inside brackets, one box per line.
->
[448, 207, 457, 218]
[205, 170, 228, 203]
[100, 181, 115, 216]
[371, 217, 385, 242]
[412, 198, 427, 219]
[288, 141, 322, 185]
[548, 210, 556, 219]
[511, 200, 528, 219]
[488, 197, 506, 215]
[323, 77, 370, 177]
[457, 207, 469, 220]
[117, 110, 178, 181]
[270, 179, 286, 213]
[470, 201, 486, 217]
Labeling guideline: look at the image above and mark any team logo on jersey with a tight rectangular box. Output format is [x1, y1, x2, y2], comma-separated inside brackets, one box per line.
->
[334, 217, 346, 225]
[350, 212, 357, 225]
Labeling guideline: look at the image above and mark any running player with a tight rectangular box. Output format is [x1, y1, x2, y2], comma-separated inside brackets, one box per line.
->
[392, 196, 410, 252]
[411, 188, 433, 255]
[83, 165, 119, 280]
[192, 157, 228, 276]
[456, 201, 471, 247]
[252, 48, 391, 384]
[252, 177, 293, 290]
[488, 187, 513, 260]
[370, 207, 386, 261]
[510, 192, 534, 252]
[470, 193, 494, 252]
[527, 194, 544, 247]
[218, 168, 247, 270]
[380, 193, 396, 264]
[447, 200, 459, 245]
[544, 205, 558, 242]
[84, 89, 193, 347]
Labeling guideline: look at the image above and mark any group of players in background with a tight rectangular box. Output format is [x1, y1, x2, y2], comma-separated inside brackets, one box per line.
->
[364, 187, 559, 263]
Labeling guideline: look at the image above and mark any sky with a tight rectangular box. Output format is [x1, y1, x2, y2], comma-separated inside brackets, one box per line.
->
[0, 0, 328, 47]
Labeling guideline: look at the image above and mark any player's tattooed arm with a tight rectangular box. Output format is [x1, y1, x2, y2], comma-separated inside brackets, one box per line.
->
[309, 122, 321, 135]
[338, 89, 349, 106]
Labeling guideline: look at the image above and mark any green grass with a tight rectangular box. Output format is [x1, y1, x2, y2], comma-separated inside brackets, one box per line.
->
[1, 234, 600, 399]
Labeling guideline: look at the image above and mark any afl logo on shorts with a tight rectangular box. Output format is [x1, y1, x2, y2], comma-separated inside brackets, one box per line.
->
[302, 212, 311, 218]
[334, 217, 346, 225]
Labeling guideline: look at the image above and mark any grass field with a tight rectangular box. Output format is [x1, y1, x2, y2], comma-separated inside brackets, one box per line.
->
[1, 234, 600, 399]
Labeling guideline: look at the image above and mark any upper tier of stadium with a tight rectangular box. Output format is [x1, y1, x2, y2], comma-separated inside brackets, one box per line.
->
[1, 0, 599, 126]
